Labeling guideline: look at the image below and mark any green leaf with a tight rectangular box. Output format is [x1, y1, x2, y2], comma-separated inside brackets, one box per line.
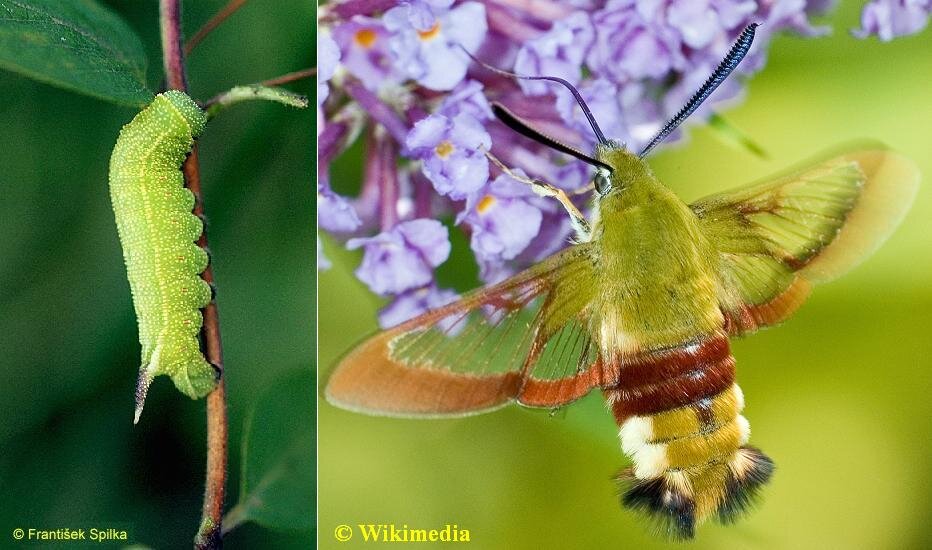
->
[225, 369, 316, 534]
[0, 0, 153, 106]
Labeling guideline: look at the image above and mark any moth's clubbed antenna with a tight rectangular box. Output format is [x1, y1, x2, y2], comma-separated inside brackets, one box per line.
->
[639, 23, 759, 158]
[462, 46, 609, 145]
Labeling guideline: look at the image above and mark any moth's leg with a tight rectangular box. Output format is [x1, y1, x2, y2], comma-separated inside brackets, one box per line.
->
[571, 182, 595, 196]
[484, 151, 591, 241]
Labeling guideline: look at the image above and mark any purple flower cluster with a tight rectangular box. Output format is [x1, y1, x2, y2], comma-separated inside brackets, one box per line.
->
[853, 0, 931, 41]
[317, 0, 922, 328]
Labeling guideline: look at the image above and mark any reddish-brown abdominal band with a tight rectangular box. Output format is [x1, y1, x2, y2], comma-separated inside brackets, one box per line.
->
[606, 333, 735, 421]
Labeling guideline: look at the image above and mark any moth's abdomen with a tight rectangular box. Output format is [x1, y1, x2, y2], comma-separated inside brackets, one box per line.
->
[604, 332, 773, 539]
[109, 91, 214, 413]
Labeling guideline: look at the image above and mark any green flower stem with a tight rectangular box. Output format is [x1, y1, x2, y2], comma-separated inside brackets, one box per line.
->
[204, 84, 309, 120]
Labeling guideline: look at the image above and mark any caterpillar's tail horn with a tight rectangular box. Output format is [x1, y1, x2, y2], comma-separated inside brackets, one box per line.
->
[617, 446, 775, 540]
[133, 369, 153, 425]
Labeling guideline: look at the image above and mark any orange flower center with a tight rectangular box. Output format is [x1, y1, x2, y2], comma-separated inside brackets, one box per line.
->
[417, 22, 441, 41]
[477, 195, 497, 214]
[434, 141, 455, 158]
[354, 28, 378, 48]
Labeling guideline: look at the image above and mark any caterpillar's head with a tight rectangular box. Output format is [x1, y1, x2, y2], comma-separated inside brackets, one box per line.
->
[161, 90, 207, 137]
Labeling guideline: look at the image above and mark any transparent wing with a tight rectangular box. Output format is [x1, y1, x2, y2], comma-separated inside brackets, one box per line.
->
[325, 243, 616, 417]
[691, 145, 918, 334]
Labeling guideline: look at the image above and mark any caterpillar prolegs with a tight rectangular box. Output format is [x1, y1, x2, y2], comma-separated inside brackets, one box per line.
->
[108, 91, 216, 422]
[605, 331, 774, 539]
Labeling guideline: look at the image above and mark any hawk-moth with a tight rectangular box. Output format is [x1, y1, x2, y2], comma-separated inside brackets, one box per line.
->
[108, 90, 216, 421]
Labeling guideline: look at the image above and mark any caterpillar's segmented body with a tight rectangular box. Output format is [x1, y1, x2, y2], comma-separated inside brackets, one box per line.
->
[109, 91, 215, 421]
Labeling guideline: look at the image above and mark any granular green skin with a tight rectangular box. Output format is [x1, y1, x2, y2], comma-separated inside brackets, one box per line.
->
[109, 91, 215, 404]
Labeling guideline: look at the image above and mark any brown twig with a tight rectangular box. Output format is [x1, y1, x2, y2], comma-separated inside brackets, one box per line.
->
[160, 0, 188, 91]
[185, 0, 250, 55]
[160, 2, 228, 549]
[187, 147, 228, 550]
[257, 68, 314, 88]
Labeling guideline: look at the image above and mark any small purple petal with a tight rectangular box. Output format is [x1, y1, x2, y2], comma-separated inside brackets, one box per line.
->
[406, 113, 491, 199]
[405, 115, 448, 149]
[514, 209, 574, 264]
[332, 17, 402, 89]
[588, 2, 686, 83]
[459, 170, 543, 264]
[449, 113, 492, 150]
[317, 33, 341, 105]
[713, 0, 759, 29]
[384, 2, 488, 91]
[474, 200, 542, 259]
[513, 11, 594, 95]
[406, 1, 438, 31]
[347, 219, 450, 295]
[423, 152, 488, 198]
[439, 80, 494, 120]
[318, 183, 363, 233]
[668, 0, 721, 49]
[853, 0, 930, 41]
[348, 235, 434, 294]
[443, 2, 488, 53]
[395, 218, 452, 266]
[378, 284, 459, 328]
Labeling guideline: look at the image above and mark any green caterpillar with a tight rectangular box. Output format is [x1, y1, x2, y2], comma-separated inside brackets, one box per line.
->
[109, 91, 216, 422]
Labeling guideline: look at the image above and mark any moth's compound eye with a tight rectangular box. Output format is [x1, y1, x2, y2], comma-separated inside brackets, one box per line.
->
[594, 170, 612, 195]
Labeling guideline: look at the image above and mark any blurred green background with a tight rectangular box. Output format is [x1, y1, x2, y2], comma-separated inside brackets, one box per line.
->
[319, 4, 932, 550]
[0, 1, 313, 548]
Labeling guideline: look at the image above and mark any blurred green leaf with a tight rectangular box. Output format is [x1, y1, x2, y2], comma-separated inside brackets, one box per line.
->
[225, 369, 315, 534]
[707, 112, 769, 159]
[0, 0, 153, 106]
